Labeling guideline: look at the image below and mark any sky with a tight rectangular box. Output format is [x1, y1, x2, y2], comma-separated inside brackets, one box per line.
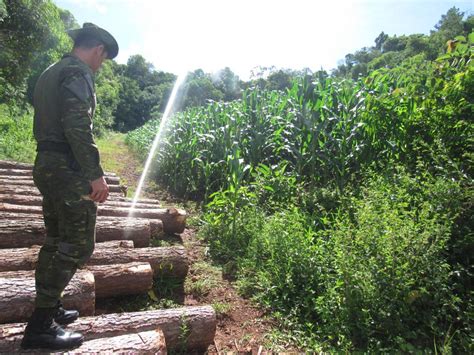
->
[55, 0, 473, 80]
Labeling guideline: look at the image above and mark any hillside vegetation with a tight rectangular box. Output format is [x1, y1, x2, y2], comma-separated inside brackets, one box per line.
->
[1, 1, 472, 352]
[127, 29, 473, 354]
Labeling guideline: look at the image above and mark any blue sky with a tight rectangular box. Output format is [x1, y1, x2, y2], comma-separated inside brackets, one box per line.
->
[56, 0, 472, 80]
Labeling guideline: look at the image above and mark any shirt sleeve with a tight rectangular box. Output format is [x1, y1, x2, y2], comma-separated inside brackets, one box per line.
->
[59, 70, 104, 182]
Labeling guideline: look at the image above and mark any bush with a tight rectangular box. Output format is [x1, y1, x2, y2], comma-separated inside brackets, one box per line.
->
[0, 104, 36, 162]
[206, 169, 468, 352]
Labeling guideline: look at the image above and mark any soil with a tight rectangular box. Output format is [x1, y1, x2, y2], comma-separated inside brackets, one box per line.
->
[181, 227, 283, 354]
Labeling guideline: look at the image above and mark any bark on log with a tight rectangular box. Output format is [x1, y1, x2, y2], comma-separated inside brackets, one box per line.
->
[0, 169, 32, 176]
[66, 329, 166, 354]
[0, 270, 95, 323]
[0, 262, 153, 299]
[112, 196, 162, 204]
[0, 212, 163, 241]
[0, 166, 118, 177]
[86, 262, 153, 298]
[0, 241, 134, 271]
[89, 246, 188, 278]
[0, 193, 161, 209]
[0, 180, 125, 193]
[3, 175, 121, 185]
[0, 184, 124, 197]
[0, 203, 186, 234]
[0, 306, 216, 352]
[0, 160, 32, 170]
[0, 216, 152, 248]
[0, 245, 188, 278]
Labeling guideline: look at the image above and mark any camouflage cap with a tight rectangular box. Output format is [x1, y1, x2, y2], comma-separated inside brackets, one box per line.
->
[68, 23, 119, 59]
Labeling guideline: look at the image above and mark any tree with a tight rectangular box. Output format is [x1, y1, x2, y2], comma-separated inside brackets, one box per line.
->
[374, 31, 388, 51]
[212, 67, 241, 101]
[382, 35, 407, 52]
[113, 76, 142, 131]
[94, 60, 120, 135]
[125, 54, 153, 88]
[265, 70, 293, 91]
[430, 7, 466, 57]
[58, 8, 78, 31]
[0, 0, 71, 105]
[180, 69, 223, 109]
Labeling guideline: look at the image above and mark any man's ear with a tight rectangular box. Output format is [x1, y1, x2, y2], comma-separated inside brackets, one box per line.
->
[96, 44, 106, 57]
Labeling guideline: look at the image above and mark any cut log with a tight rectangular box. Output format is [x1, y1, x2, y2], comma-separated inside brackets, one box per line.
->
[86, 262, 153, 298]
[0, 270, 95, 323]
[0, 245, 188, 278]
[1, 203, 186, 234]
[0, 184, 124, 197]
[88, 246, 188, 278]
[0, 216, 152, 248]
[0, 241, 134, 271]
[0, 160, 32, 170]
[0, 166, 118, 177]
[0, 193, 161, 209]
[67, 329, 166, 354]
[0, 262, 153, 299]
[0, 168, 33, 176]
[0, 180, 125, 193]
[0, 306, 216, 351]
[0, 212, 163, 242]
[112, 196, 162, 204]
[2, 174, 121, 185]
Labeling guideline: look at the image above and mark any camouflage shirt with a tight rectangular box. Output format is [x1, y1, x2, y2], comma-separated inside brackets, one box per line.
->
[33, 54, 104, 181]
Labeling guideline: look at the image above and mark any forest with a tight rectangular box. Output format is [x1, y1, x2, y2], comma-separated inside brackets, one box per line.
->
[0, 0, 473, 352]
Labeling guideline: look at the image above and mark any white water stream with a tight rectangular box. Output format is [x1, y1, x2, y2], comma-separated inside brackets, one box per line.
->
[128, 73, 187, 215]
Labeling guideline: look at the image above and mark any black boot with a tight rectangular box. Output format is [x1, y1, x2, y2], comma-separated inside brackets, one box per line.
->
[54, 301, 79, 325]
[21, 308, 84, 350]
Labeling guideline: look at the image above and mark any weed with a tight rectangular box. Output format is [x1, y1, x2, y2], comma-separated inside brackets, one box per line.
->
[184, 261, 221, 298]
[211, 302, 232, 318]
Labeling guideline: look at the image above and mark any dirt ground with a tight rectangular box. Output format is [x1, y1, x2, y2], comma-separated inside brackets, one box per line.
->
[181, 227, 287, 354]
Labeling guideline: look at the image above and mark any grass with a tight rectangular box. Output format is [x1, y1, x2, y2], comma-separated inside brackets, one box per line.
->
[184, 261, 222, 298]
[211, 301, 232, 318]
[96, 131, 143, 196]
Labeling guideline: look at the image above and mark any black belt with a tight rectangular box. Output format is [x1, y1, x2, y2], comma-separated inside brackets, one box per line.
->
[37, 141, 72, 153]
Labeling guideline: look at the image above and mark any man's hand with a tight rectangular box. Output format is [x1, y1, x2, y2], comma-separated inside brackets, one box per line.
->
[90, 176, 109, 203]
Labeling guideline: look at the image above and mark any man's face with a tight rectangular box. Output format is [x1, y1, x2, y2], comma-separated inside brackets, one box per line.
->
[90, 45, 108, 72]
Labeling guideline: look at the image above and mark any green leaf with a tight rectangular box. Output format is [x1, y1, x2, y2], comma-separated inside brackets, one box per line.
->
[468, 32, 474, 45]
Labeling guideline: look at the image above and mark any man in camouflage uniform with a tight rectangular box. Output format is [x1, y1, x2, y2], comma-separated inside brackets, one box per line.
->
[21, 23, 118, 350]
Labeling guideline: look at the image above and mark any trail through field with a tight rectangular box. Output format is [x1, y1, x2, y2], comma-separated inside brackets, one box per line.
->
[97, 133, 296, 353]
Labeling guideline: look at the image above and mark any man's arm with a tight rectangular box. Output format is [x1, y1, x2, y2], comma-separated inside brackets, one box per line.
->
[60, 70, 109, 203]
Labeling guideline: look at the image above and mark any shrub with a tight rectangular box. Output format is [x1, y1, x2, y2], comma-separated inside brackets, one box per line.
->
[0, 104, 36, 162]
[228, 169, 466, 352]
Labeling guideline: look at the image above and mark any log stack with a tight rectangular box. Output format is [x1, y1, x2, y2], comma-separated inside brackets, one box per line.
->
[0, 160, 216, 352]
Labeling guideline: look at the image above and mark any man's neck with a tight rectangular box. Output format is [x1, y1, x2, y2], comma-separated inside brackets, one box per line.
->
[71, 49, 94, 72]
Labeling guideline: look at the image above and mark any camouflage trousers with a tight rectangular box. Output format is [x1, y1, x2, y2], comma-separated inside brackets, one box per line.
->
[33, 151, 97, 308]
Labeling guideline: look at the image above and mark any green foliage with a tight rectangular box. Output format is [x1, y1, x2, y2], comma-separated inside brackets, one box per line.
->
[334, 7, 472, 78]
[0, 0, 71, 105]
[94, 60, 121, 135]
[237, 170, 466, 352]
[0, 104, 36, 162]
[126, 26, 472, 351]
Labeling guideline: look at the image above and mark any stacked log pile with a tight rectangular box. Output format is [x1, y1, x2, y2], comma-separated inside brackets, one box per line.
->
[0, 160, 216, 352]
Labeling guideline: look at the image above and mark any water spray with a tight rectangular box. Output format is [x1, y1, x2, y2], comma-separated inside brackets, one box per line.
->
[128, 73, 187, 215]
